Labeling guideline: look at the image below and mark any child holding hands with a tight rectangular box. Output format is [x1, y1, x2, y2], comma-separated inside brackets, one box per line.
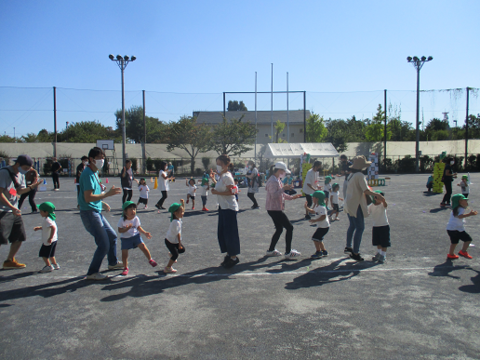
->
[446, 194, 477, 259]
[185, 178, 197, 210]
[164, 199, 186, 273]
[369, 190, 390, 263]
[34, 202, 59, 272]
[304, 191, 330, 259]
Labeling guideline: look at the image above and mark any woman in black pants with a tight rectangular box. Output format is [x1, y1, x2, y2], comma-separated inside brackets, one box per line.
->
[18, 168, 39, 213]
[245, 160, 260, 209]
[441, 157, 457, 207]
[265, 162, 302, 259]
[121, 160, 138, 204]
[155, 161, 172, 210]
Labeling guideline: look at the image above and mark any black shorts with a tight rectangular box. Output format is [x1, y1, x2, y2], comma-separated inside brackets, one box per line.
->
[312, 227, 329, 242]
[447, 230, 472, 244]
[324, 191, 329, 200]
[305, 194, 313, 207]
[332, 203, 339, 212]
[39, 241, 57, 258]
[138, 198, 148, 205]
[0, 212, 27, 245]
[372, 225, 391, 248]
[188, 194, 195, 200]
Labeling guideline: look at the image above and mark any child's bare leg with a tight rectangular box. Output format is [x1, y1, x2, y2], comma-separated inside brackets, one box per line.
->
[50, 256, 57, 265]
[461, 241, 471, 252]
[42, 257, 51, 266]
[318, 241, 326, 251]
[448, 244, 457, 255]
[314, 241, 322, 252]
[166, 259, 176, 268]
[138, 243, 152, 260]
[122, 249, 129, 268]
[192, 198, 195, 208]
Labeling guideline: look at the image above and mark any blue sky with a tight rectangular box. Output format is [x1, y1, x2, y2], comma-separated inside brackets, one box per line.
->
[1, 0, 479, 137]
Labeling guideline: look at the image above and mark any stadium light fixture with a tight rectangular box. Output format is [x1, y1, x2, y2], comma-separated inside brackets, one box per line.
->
[407, 55, 433, 173]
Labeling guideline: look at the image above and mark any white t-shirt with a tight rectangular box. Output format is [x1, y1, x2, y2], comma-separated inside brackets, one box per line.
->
[166, 219, 182, 243]
[446, 207, 466, 232]
[200, 184, 209, 196]
[139, 185, 149, 199]
[117, 216, 141, 238]
[158, 170, 169, 191]
[215, 172, 239, 211]
[42, 217, 58, 245]
[331, 191, 340, 204]
[324, 183, 332, 193]
[368, 203, 389, 227]
[313, 205, 329, 228]
[303, 169, 318, 195]
[188, 184, 197, 196]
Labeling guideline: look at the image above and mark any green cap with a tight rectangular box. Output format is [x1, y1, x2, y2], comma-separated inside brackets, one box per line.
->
[122, 201, 136, 210]
[38, 202, 56, 221]
[451, 193, 467, 210]
[312, 191, 326, 206]
[325, 176, 332, 184]
[462, 175, 468, 180]
[168, 203, 182, 222]
[332, 182, 339, 190]
[201, 176, 209, 186]
[371, 190, 384, 203]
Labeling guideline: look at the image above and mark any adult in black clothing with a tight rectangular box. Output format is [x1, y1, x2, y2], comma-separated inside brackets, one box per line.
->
[441, 157, 457, 207]
[120, 160, 138, 204]
[18, 168, 40, 213]
[76, 156, 88, 207]
[51, 157, 62, 191]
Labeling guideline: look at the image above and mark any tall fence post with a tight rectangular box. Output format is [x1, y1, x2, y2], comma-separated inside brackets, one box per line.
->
[384, 89, 387, 173]
[53, 86, 57, 158]
[465, 87, 470, 169]
[143, 90, 146, 174]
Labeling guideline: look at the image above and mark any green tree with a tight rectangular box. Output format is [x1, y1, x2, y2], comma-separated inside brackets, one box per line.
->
[37, 129, 53, 142]
[324, 119, 349, 152]
[58, 121, 120, 143]
[306, 113, 328, 142]
[208, 115, 257, 156]
[21, 133, 39, 142]
[273, 120, 287, 143]
[115, 106, 167, 143]
[365, 104, 391, 142]
[227, 100, 248, 111]
[167, 116, 212, 175]
[0, 135, 15, 143]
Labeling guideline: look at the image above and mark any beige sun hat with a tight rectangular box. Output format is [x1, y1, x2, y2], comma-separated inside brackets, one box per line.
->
[349, 155, 372, 170]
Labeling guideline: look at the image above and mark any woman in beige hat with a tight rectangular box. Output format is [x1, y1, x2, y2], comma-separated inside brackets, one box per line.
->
[344, 155, 384, 261]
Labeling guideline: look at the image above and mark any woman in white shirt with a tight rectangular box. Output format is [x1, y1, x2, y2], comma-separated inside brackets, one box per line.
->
[155, 161, 172, 210]
[211, 154, 240, 269]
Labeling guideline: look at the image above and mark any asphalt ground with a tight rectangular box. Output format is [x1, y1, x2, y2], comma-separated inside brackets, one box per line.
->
[1, 173, 479, 360]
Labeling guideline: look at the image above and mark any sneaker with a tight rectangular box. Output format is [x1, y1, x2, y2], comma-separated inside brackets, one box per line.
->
[3, 258, 26, 269]
[372, 253, 381, 262]
[108, 262, 124, 270]
[145, 206, 148, 210]
[186, 199, 189, 204]
[86, 272, 109, 280]
[440, 202, 446, 207]
[459, 250, 473, 259]
[164, 267, 177, 274]
[251, 206, 260, 209]
[266, 249, 282, 257]
[40, 265, 54, 273]
[220, 255, 230, 267]
[322, 250, 328, 257]
[305, 214, 311, 220]
[447, 253, 459, 260]
[149, 259, 158, 267]
[192, 207, 195, 210]
[202, 207, 209, 211]
[344, 247, 353, 254]
[155, 203, 161, 209]
[377, 254, 386, 264]
[121, 268, 129, 276]
[285, 249, 301, 260]
[223, 257, 240, 269]
[52, 263, 60, 270]
[311, 251, 323, 259]
[350, 253, 364, 261]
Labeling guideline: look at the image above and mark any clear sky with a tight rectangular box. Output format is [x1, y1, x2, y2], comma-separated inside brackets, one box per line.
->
[1, 0, 479, 137]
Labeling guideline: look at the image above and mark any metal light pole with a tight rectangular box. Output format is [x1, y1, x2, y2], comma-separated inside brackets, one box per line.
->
[407, 56, 433, 172]
[109, 54, 136, 166]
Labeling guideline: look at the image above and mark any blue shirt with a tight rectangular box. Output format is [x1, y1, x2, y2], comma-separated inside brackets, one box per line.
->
[78, 166, 102, 212]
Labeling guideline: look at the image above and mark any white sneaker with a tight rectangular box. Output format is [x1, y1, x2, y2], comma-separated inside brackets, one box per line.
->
[284, 249, 301, 260]
[86, 272, 109, 280]
[40, 265, 54, 273]
[52, 264, 60, 270]
[108, 262, 124, 270]
[266, 249, 282, 257]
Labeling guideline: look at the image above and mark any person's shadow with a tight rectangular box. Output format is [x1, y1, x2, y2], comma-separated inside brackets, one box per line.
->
[459, 268, 480, 294]
[427, 259, 469, 279]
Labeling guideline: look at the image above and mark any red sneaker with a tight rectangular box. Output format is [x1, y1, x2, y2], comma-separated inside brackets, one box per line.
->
[202, 207, 209, 211]
[121, 268, 129, 276]
[447, 254, 459, 260]
[459, 250, 473, 259]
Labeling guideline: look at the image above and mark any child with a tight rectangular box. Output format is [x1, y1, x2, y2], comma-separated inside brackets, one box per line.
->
[426, 174, 434, 192]
[137, 178, 149, 209]
[200, 175, 210, 211]
[33, 202, 59, 272]
[457, 175, 469, 198]
[185, 178, 197, 210]
[118, 201, 157, 276]
[304, 191, 329, 259]
[446, 194, 477, 259]
[369, 190, 390, 264]
[329, 183, 343, 221]
[165, 200, 186, 273]
[324, 176, 332, 209]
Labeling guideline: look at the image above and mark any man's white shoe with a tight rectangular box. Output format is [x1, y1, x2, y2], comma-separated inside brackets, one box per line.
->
[86, 272, 109, 280]
[108, 262, 124, 270]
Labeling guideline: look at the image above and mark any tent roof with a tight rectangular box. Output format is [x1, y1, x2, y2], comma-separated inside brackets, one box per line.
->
[263, 143, 339, 158]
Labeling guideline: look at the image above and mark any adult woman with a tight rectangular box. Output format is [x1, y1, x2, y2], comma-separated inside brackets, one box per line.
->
[210, 154, 240, 268]
[155, 161, 172, 210]
[18, 167, 39, 213]
[440, 157, 457, 207]
[265, 162, 302, 259]
[344, 155, 384, 261]
[120, 159, 138, 204]
[245, 160, 260, 209]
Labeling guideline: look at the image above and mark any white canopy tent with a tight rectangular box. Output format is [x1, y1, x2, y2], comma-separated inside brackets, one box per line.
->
[263, 143, 339, 159]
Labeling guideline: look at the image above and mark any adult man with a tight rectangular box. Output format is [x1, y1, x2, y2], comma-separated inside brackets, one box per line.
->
[302, 160, 323, 220]
[79, 147, 123, 280]
[51, 157, 62, 191]
[120, 159, 138, 204]
[0, 155, 42, 269]
[18, 166, 40, 213]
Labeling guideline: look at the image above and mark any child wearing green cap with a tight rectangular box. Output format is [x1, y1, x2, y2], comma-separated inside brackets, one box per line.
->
[368, 190, 390, 263]
[34, 202, 59, 272]
[164, 199, 185, 273]
[304, 191, 330, 259]
[446, 194, 477, 260]
[457, 175, 470, 198]
[118, 201, 157, 276]
[329, 183, 343, 221]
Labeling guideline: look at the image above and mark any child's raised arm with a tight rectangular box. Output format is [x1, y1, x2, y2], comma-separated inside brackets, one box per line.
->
[304, 200, 315, 214]
[180, 198, 185, 210]
[138, 226, 152, 239]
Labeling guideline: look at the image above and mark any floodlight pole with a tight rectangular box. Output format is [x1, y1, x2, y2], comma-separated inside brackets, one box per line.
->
[407, 56, 432, 173]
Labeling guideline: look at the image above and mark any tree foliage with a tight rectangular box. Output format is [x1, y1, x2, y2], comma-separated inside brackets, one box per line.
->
[115, 106, 167, 143]
[227, 100, 248, 111]
[306, 113, 328, 143]
[208, 115, 257, 156]
[273, 120, 287, 143]
[365, 104, 392, 142]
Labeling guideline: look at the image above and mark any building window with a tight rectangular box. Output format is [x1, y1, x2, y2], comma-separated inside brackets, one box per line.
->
[299, 129, 303, 133]
[291, 133, 295, 137]
[282, 133, 285, 137]
[265, 133, 269, 137]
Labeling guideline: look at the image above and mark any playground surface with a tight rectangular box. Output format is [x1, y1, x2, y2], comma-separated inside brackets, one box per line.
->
[1, 173, 479, 360]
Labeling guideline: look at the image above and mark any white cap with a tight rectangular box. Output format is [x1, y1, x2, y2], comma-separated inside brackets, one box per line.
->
[274, 161, 291, 174]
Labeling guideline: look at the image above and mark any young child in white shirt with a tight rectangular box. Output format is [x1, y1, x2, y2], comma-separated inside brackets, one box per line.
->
[118, 201, 157, 276]
[446, 194, 476, 260]
[137, 178, 149, 209]
[185, 178, 197, 210]
[164, 199, 186, 273]
[329, 183, 343, 221]
[304, 191, 329, 259]
[457, 175, 470, 198]
[34, 202, 59, 273]
[369, 190, 390, 263]
[200, 175, 210, 211]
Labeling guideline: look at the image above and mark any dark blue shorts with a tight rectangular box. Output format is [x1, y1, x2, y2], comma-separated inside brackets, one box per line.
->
[121, 233, 144, 250]
[447, 230, 472, 244]
[312, 227, 329, 242]
[39, 241, 57, 258]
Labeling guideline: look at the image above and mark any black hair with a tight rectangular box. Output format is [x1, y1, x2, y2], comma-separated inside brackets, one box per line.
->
[216, 154, 231, 165]
[81, 156, 88, 161]
[188, 178, 195, 185]
[313, 160, 322, 169]
[123, 203, 136, 220]
[332, 183, 340, 191]
[88, 147, 105, 160]
[248, 160, 256, 168]
[340, 154, 348, 161]
[139, 178, 146, 186]
[159, 161, 167, 172]
[125, 159, 131, 164]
